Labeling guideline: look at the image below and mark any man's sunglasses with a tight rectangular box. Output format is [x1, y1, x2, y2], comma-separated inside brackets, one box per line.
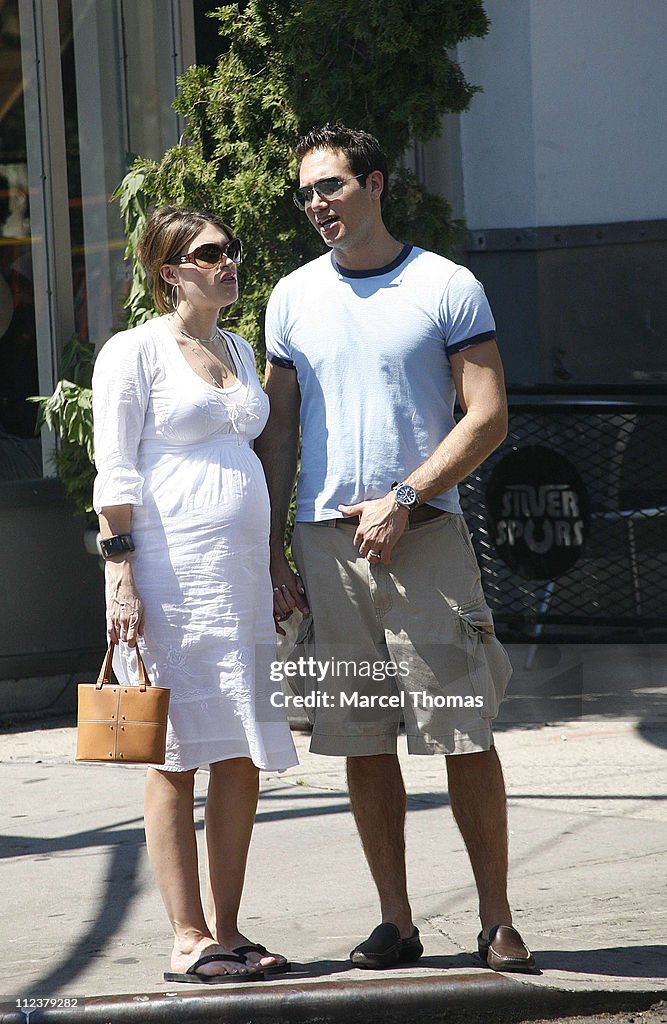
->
[293, 174, 366, 211]
[169, 238, 242, 269]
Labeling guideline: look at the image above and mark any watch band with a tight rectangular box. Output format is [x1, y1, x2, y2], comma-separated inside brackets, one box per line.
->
[99, 533, 135, 559]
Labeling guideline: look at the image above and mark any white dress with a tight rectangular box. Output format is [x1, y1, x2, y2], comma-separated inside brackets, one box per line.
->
[92, 317, 298, 772]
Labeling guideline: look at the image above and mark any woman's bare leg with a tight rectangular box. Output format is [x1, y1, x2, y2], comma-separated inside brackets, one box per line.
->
[144, 766, 248, 978]
[205, 757, 286, 970]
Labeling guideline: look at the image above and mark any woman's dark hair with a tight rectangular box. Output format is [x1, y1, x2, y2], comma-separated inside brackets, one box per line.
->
[294, 124, 389, 205]
[137, 206, 234, 314]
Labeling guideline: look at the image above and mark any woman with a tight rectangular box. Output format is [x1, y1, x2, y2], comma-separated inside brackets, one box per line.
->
[92, 206, 297, 984]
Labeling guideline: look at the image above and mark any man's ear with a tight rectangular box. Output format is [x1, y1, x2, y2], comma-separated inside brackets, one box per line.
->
[367, 170, 384, 202]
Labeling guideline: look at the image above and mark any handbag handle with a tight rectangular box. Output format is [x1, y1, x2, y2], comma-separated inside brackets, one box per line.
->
[96, 642, 152, 692]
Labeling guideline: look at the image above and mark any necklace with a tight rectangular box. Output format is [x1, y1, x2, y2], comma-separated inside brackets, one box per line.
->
[189, 342, 228, 389]
[169, 314, 233, 390]
[172, 308, 220, 344]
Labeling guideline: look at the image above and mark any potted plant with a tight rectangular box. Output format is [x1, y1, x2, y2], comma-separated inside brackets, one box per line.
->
[29, 333, 98, 546]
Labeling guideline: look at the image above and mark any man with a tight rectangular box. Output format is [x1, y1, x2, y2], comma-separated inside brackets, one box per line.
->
[255, 124, 535, 973]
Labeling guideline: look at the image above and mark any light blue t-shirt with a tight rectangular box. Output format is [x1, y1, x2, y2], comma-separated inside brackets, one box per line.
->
[265, 244, 496, 521]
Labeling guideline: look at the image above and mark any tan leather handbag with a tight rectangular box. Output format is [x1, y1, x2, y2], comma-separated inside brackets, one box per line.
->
[76, 644, 170, 764]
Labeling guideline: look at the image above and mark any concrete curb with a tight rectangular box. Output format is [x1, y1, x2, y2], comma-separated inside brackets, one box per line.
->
[2, 975, 664, 1024]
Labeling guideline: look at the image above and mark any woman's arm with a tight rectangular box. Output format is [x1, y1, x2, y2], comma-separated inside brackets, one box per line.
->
[92, 330, 152, 647]
[99, 505, 144, 647]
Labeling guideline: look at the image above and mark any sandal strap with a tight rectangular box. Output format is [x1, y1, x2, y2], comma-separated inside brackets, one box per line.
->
[233, 943, 269, 957]
[187, 952, 246, 973]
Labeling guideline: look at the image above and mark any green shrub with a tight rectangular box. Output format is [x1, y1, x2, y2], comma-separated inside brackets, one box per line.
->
[29, 335, 96, 521]
[114, 0, 489, 362]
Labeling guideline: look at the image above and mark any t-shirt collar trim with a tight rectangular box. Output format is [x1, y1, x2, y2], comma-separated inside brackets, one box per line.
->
[331, 243, 413, 279]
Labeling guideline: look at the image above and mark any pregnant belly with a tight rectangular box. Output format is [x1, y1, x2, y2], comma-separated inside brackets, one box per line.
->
[137, 444, 270, 526]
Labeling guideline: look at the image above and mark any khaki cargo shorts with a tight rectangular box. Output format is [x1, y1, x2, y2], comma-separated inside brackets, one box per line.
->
[286, 512, 512, 757]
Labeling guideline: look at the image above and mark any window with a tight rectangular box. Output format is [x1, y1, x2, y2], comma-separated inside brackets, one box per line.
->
[0, 0, 40, 479]
[0, 0, 194, 484]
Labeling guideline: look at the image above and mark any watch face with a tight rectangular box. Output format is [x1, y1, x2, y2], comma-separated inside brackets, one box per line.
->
[395, 484, 418, 508]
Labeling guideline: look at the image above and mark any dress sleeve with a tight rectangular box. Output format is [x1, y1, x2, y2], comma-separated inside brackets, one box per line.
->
[92, 328, 153, 512]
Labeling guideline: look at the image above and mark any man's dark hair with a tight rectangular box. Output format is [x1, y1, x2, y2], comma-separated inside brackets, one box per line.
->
[295, 124, 389, 205]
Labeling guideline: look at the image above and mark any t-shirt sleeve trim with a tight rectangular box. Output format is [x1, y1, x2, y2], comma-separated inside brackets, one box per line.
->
[267, 352, 295, 369]
[447, 330, 497, 355]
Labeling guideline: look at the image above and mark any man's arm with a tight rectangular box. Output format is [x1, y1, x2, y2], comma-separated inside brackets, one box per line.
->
[340, 340, 508, 561]
[408, 339, 508, 500]
[254, 362, 309, 631]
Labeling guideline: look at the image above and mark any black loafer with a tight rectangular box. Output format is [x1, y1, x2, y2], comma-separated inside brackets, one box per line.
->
[398, 926, 424, 964]
[478, 924, 536, 973]
[350, 923, 423, 969]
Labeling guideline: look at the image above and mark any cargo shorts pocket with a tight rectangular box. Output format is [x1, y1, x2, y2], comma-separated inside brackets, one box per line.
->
[456, 605, 512, 720]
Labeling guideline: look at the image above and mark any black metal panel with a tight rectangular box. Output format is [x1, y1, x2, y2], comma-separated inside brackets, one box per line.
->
[459, 392, 667, 642]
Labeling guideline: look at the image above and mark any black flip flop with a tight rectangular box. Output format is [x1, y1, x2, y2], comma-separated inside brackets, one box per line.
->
[233, 942, 291, 975]
[164, 952, 265, 984]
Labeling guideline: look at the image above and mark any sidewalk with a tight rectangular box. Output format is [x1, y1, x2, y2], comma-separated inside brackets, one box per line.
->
[1, 701, 667, 1021]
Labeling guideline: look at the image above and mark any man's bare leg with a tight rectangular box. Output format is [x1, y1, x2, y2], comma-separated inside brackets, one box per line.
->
[346, 752, 414, 938]
[445, 746, 512, 936]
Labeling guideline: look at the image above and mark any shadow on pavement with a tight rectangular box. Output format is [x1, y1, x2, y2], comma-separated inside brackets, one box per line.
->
[19, 841, 142, 995]
[636, 721, 667, 750]
[283, 952, 485, 979]
[533, 946, 667, 978]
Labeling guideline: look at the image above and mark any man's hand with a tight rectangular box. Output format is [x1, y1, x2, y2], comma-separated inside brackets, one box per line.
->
[338, 494, 409, 564]
[270, 551, 310, 636]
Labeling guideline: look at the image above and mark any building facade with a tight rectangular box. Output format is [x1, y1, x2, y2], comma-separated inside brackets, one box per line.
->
[420, 0, 667, 387]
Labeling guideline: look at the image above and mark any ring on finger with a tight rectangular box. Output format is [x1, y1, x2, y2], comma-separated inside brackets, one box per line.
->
[368, 549, 381, 558]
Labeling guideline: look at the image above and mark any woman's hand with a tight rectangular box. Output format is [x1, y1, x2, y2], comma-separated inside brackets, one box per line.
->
[270, 552, 309, 637]
[105, 558, 145, 647]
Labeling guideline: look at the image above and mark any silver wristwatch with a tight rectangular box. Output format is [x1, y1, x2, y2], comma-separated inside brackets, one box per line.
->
[391, 481, 420, 511]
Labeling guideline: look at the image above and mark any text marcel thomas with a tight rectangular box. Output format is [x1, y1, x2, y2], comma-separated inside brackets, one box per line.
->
[269, 656, 485, 710]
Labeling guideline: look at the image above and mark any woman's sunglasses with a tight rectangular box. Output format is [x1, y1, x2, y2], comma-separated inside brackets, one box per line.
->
[169, 238, 243, 269]
[293, 174, 366, 211]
